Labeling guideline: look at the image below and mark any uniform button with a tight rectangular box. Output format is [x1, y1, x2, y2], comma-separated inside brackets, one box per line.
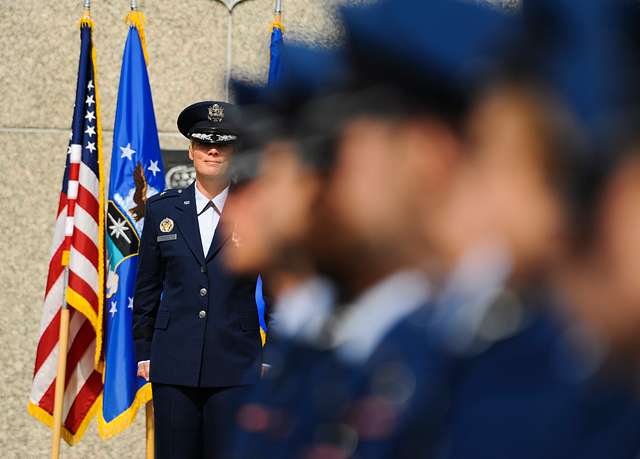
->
[200, 288, 207, 296]
[200, 265, 207, 273]
[199, 310, 207, 319]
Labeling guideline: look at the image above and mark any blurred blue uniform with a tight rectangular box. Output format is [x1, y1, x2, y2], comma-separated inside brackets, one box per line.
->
[229, 278, 344, 459]
[229, 0, 640, 457]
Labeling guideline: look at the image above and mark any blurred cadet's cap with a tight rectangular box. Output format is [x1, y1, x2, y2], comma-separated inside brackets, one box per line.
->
[340, 0, 517, 128]
[230, 44, 349, 186]
[521, 0, 640, 156]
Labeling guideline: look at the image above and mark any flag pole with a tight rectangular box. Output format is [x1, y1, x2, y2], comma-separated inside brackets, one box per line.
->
[50, 272, 70, 459]
[127, 2, 155, 456]
[146, 403, 155, 459]
[275, 0, 282, 21]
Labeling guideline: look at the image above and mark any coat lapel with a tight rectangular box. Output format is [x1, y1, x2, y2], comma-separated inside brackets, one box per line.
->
[174, 183, 206, 265]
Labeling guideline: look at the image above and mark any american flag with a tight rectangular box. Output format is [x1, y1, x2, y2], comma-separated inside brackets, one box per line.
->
[28, 19, 104, 445]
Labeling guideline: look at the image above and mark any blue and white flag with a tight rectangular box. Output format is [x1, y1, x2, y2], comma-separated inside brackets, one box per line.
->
[99, 11, 164, 437]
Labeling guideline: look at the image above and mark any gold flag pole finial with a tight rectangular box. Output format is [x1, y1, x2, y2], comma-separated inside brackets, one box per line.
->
[81, 0, 92, 25]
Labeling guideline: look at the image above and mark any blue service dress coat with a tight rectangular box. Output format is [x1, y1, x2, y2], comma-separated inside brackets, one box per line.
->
[132, 182, 266, 388]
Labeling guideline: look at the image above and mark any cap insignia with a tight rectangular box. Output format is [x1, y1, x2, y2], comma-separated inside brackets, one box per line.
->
[208, 103, 224, 123]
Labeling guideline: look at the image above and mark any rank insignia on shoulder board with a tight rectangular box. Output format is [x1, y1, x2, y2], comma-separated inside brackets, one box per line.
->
[159, 218, 174, 233]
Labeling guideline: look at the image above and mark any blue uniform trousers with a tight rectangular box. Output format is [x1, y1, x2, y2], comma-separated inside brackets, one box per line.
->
[153, 383, 249, 459]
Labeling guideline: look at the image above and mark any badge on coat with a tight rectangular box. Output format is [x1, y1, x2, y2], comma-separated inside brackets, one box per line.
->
[159, 217, 174, 233]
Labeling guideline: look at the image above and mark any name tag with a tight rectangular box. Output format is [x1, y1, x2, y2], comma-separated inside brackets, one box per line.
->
[157, 234, 177, 242]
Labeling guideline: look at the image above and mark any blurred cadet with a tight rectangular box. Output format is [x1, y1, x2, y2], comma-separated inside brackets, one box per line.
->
[321, 0, 640, 458]
[222, 46, 348, 459]
[531, 1, 640, 456]
[284, 1, 521, 458]
[132, 101, 267, 459]
[435, 1, 640, 458]
[555, 144, 640, 459]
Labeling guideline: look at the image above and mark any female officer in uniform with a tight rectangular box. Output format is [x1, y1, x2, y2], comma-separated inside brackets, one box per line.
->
[133, 101, 266, 459]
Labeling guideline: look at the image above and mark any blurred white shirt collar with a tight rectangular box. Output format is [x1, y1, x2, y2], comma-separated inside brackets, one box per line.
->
[333, 270, 431, 364]
[271, 277, 335, 344]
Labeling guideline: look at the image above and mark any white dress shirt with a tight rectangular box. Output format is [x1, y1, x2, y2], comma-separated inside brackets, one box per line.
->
[195, 184, 229, 255]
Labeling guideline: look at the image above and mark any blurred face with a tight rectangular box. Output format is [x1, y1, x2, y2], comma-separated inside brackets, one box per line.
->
[591, 155, 640, 352]
[188, 140, 233, 180]
[223, 142, 322, 274]
[312, 116, 458, 291]
[466, 87, 566, 280]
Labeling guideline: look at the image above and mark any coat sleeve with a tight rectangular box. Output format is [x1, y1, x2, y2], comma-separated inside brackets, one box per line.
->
[132, 201, 164, 362]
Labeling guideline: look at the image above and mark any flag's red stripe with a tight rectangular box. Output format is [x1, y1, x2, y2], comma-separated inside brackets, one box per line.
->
[67, 272, 98, 312]
[33, 310, 60, 376]
[65, 321, 96, 383]
[64, 370, 102, 433]
[38, 377, 56, 414]
[44, 244, 65, 295]
[56, 192, 68, 217]
[71, 229, 99, 270]
[68, 163, 80, 182]
[33, 308, 79, 376]
[67, 200, 77, 219]
[76, 185, 99, 221]
[38, 319, 96, 412]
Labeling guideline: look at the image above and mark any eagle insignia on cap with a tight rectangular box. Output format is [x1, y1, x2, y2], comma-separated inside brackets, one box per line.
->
[208, 103, 224, 123]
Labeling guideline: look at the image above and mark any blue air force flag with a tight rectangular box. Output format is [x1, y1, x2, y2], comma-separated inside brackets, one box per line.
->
[253, 17, 285, 344]
[268, 19, 284, 85]
[99, 13, 164, 437]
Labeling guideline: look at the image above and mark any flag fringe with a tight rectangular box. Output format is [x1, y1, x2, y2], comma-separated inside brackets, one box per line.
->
[97, 384, 153, 439]
[66, 287, 101, 338]
[125, 11, 149, 64]
[27, 396, 101, 446]
[79, 14, 94, 29]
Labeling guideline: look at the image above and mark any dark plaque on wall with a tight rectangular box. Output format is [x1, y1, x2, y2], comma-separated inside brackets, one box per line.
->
[161, 149, 195, 189]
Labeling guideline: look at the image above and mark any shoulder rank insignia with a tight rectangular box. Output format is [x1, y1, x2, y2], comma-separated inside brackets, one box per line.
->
[208, 103, 224, 123]
[159, 217, 174, 233]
